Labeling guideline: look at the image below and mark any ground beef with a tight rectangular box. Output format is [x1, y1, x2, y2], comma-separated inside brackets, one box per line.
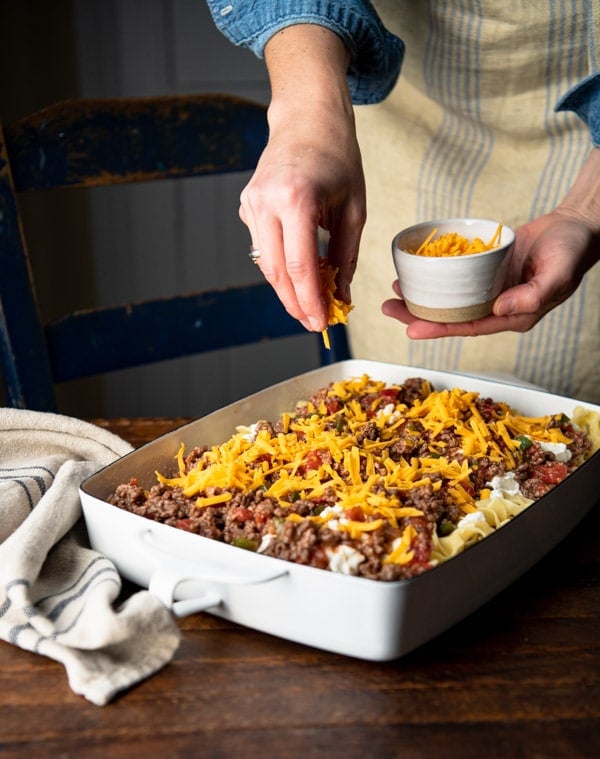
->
[387, 426, 422, 461]
[262, 520, 326, 567]
[111, 480, 191, 523]
[184, 446, 208, 470]
[398, 377, 433, 405]
[470, 457, 506, 493]
[562, 423, 593, 468]
[403, 483, 446, 525]
[355, 421, 379, 444]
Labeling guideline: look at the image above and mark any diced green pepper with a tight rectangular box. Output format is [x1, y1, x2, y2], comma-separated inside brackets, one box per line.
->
[232, 537, 258, 551]
[438, 519, 455, 536]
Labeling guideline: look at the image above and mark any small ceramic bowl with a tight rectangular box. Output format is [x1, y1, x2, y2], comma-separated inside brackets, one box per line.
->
[391, 218, 515, 323]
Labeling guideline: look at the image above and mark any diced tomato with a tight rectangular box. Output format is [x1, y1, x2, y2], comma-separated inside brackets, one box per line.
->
[253, 507, 270, 525]
[525, 462, 570, 498]
[231, 506, 253, 522]
[176, 518, 196, 532]
[299, 449, 326, 473]
[530, 462, 569, 485]
[310, 546, 329, 570]
[380, 388, 399, 400]
[325, 399, 342, 415]
[344, 506, 365, 522]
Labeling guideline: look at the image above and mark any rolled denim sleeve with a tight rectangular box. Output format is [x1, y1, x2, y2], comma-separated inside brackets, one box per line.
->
[205, 0, 404, 105]
[556, 71, 600, 147]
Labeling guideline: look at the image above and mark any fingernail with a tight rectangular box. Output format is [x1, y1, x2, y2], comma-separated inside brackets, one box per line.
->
[309, 317, 323, 331]
[495, 296, 515, 316]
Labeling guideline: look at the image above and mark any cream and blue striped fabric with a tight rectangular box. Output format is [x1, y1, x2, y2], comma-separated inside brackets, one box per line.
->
[351, 1, 600, 402]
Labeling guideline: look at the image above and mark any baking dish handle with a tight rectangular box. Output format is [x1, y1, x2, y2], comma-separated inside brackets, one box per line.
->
[138, 529, 288, 617]
[149, 568, 222, 617]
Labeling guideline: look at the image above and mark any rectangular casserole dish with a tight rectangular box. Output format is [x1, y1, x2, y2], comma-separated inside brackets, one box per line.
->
[80, 360, 600, 661]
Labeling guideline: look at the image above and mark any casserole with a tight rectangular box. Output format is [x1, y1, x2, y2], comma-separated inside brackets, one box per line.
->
[80, 360, 600, 660]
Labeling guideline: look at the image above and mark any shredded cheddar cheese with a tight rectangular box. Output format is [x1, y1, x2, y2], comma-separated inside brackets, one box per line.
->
[319, 259, 353, 350]
[413, 224, 502, 257]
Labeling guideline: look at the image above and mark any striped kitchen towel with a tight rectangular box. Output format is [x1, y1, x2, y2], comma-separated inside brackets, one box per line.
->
[0, 408, 180, 705]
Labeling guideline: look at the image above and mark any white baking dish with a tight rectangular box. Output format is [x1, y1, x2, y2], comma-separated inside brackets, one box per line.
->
[80, 360, 600, 661]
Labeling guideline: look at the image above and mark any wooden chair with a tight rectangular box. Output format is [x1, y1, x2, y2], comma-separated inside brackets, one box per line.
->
[0, 94, 350, 412]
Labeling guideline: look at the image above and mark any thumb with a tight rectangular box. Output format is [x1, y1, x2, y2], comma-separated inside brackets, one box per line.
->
[494, 243, 577, 317]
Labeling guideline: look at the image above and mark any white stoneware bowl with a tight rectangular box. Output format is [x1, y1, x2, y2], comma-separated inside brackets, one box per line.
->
[391, 218, 515, 322]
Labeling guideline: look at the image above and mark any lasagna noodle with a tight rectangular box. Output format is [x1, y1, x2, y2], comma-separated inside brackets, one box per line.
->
[431, 493, 533, 562]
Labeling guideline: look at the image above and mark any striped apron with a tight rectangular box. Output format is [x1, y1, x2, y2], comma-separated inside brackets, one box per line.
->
[350, 0, 600, 402]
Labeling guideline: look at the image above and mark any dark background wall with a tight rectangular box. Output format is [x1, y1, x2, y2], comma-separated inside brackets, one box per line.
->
[1, 0, 321, 418]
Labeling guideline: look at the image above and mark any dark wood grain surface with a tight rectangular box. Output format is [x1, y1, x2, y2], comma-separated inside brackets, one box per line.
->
[1, 417, 598, 759]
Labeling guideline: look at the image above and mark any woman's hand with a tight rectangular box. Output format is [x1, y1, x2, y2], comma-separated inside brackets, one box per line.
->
[382, 148, 600, 338]
[240, 25, 366, 332]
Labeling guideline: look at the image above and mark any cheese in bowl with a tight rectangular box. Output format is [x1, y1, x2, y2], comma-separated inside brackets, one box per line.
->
[391, 218, 515, 322]
[109, 374, 598, 582]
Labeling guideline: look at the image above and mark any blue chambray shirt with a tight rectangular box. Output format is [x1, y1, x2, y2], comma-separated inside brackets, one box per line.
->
[206, 0, 600, 145]
[205, 0, 404, 104]
[557, 73, 600, 147]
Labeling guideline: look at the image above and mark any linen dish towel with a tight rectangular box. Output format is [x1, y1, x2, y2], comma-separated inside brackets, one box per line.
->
[0, 408, 181, 706]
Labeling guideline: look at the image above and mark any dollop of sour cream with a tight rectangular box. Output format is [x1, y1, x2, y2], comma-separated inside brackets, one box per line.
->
[487, 471, 521, 499]
[537, 440, 572, 463]
[236, 423, 258, 442]
[377, 402, 400, 424]
[319, 504, 344, 531]
[326, 544, 365, 575]
[457, 511, 487, 528]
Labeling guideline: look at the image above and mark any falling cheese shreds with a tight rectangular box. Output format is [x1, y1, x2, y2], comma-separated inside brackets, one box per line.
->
[319, 259, 353, 350]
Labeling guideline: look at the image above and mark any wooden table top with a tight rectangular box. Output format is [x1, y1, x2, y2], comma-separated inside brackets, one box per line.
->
[1, 417, 598, 759]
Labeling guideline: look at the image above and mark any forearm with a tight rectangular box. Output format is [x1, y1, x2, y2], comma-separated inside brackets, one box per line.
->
[206, 0, 404, 105]
[264, 25, 353, 131]
[556, 147, 600, 269]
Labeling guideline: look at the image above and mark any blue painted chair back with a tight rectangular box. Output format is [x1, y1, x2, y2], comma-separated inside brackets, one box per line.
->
[0, 94, 350, 411]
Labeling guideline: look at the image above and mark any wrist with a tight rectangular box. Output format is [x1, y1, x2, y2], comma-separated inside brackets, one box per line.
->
[555, 148, 600, 234]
